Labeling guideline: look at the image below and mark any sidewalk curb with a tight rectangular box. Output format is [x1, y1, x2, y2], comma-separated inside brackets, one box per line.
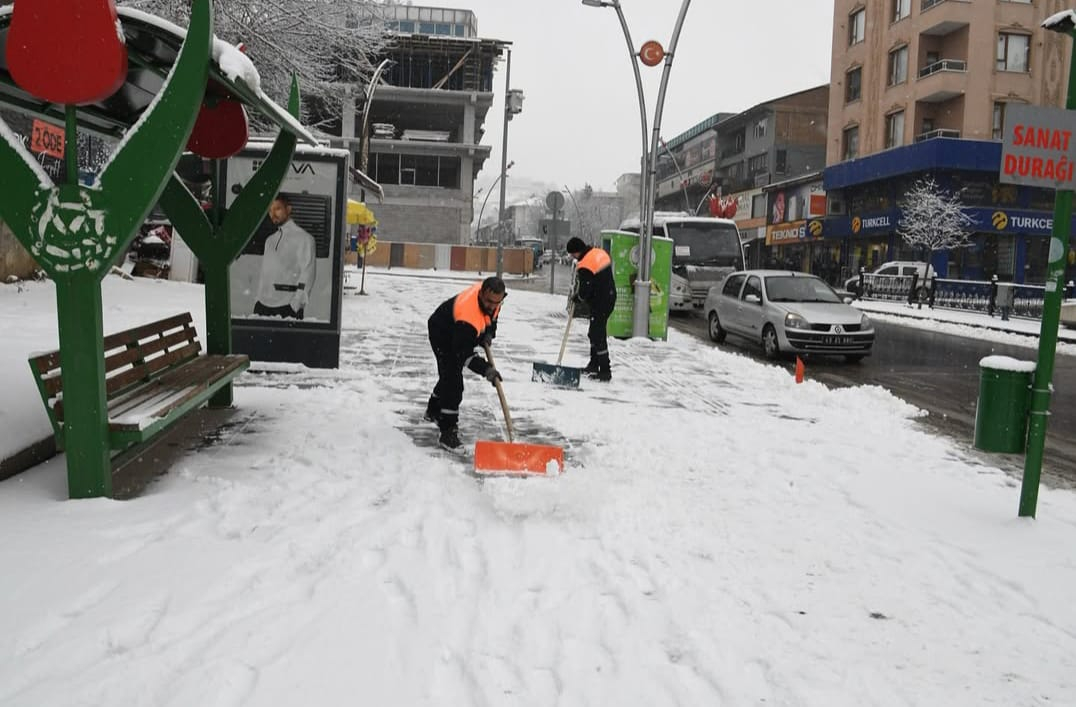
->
[858, 304, 1076, 344]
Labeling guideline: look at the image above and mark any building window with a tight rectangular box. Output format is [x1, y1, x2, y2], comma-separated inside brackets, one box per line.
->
[893, 0, 910, 22]
[997, 33, 1029, 72]
[775, 149, 787, 174]
[992, 102, 1007, 141]
[752, 193, 767, 218]
[849, 8, 865, 45]
[888, 46, 908, 86]
[843, 125, 860, 160]
[747, 153, 767, 175]
[846, 67, 862, 102]
[885, 111, 905, 148]
[753, 119, 767, 139]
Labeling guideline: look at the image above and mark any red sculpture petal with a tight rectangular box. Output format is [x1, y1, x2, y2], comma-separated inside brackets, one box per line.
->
[186, 97, 250, 159]
[7, 0, 128, 105]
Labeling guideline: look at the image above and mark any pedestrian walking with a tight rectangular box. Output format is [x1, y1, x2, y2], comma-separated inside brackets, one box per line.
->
[565, 236, 616, 382]
[425, 277, 506, 451]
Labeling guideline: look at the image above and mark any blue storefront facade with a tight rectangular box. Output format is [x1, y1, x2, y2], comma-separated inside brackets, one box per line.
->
[819, 138, 1076, 285]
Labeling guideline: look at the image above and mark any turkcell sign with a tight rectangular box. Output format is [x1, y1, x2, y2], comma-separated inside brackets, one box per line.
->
[999, 104, 1076, 189]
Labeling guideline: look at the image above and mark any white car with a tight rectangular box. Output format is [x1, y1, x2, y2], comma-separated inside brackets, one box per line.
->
[705, 270, 875, 362]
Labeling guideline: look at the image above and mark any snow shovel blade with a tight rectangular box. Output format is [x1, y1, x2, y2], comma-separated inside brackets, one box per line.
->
[531, 361, 581, 388]
[473, 439, 564, 476]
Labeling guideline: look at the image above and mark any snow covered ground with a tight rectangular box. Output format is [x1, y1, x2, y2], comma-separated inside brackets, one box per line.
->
[1, 268, 1075, 706]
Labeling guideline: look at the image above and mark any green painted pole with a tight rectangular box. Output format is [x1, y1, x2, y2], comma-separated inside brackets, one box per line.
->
[54, 273, 111, 498]
[64, 105, 77, 185]
[204, 262, 233, 407]
[1018, 28, 1076, 518]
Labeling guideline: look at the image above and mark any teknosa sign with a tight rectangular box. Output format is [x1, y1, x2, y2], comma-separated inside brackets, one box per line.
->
[999, 104, 1076, 189]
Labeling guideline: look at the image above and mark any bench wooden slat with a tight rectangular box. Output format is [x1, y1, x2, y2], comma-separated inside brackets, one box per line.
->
[107, 354, 230, 420]
[108, 356, 249, 432]
[104, 327, 197, 373]
[101, 312, 193, 350]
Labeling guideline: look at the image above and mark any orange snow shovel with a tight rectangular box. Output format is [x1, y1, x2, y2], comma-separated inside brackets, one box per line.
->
[474, 344, 565, 476]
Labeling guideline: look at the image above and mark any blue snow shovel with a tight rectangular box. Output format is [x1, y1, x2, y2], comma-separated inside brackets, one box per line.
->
[531, 300, 582, 388]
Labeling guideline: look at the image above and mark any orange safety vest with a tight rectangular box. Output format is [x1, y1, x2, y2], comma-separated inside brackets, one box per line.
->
[577, 247, 611, 275]
[452, 282, 499, 334]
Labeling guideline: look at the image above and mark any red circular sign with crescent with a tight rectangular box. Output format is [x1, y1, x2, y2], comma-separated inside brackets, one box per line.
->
[639, 40, 665, 67]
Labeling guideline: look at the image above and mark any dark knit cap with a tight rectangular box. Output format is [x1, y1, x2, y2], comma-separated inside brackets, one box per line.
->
[565, 237, 586, 254]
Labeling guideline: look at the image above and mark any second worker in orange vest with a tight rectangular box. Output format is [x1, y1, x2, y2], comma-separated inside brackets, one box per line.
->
[566, 237, 616, 381]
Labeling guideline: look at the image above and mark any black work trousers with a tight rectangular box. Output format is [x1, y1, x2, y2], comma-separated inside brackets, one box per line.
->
[427, 330, 463, 431]
[587, 307, 612, 371]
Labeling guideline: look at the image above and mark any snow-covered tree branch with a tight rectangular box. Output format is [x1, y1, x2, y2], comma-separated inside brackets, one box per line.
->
[121, 0, 396, 131]
[896, 177, 975, 259]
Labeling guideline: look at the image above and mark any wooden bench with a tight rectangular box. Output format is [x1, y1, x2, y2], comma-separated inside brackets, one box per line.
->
[28, 313, 249, 451]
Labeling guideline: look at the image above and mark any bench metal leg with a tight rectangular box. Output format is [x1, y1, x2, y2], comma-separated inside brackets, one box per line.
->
[56, 277, 112, 498]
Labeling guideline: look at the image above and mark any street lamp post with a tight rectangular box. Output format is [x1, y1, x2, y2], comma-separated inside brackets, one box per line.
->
[359, 58, 395, 175]
[1019, 9, 1076, 518]
[659, 137, 693, 212]
[496, 48, 525, 278]
[581, 0, 649, 228]
[476, 161, 514, 244]
[583, 0, 693, 338]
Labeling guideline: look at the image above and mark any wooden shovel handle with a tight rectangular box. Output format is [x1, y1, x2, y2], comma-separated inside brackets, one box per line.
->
[482, 343, 514, 443]
[556, 300, 574, 366]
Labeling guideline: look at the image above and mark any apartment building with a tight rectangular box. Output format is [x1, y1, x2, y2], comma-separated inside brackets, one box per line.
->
[822, 0, 1073, 282]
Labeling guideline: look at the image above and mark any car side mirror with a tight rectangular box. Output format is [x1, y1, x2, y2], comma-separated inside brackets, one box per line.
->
[744, 293, 761, 305]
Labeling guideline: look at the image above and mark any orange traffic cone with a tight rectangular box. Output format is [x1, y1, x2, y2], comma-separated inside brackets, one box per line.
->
[794, 356, 805, 384]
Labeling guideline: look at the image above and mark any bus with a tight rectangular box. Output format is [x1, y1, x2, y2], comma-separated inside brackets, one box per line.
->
[619, 212, 746, 311]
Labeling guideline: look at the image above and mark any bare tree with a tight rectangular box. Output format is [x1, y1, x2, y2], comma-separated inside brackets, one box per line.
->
[121, 0, 395, 131]
[896, 176, 975, 266]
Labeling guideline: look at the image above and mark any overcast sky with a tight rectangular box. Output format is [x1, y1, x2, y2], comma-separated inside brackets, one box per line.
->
[413, 0, 835, 195]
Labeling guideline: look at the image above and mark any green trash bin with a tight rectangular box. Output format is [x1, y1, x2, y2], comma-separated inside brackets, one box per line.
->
[974, 355, 1035, 454]
[600, 229, 673, 340]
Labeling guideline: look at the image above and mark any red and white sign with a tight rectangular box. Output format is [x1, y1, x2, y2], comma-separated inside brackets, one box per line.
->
[639, 40, 665, 67]
[1000, 104, 1076, 189]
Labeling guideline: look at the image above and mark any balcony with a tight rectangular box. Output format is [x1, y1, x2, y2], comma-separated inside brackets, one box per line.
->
[914, 128, 960, 142]
[917, 59, 967, 102]
[919, 0, 971, 37]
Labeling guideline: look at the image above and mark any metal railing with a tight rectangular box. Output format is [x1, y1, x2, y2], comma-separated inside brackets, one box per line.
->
[852, 275, 1076, 319]
[914, 128, 961, 142]
[918, 59, 967, 78]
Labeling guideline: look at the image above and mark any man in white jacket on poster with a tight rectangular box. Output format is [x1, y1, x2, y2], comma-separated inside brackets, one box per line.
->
[254, 194, 317, 320]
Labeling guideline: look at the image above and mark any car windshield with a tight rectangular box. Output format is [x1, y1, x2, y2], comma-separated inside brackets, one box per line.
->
[664, 222, 742, 267]
[765, 276, 842, 303]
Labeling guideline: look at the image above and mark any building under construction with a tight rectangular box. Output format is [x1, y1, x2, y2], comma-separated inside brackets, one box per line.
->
[341, 6, 508, 245]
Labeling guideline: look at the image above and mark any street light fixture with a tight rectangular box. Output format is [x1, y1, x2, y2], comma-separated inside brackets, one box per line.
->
[582, 0, 693, 338]
[1019, 8, 1076, 517]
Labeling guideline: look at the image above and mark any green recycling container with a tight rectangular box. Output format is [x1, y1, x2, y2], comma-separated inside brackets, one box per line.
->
[600, 229, 673, 340]
[973, 356, 1035, 454]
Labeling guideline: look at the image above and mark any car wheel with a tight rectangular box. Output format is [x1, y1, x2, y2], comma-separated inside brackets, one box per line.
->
[915, 286, 929, 302]
[707, 311, 727, 343]
[844, 354, 864, 363]
[762, 324, 780, 360]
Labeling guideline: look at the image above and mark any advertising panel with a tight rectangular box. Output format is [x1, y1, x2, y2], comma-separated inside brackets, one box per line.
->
[224, 144, 347, 368]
